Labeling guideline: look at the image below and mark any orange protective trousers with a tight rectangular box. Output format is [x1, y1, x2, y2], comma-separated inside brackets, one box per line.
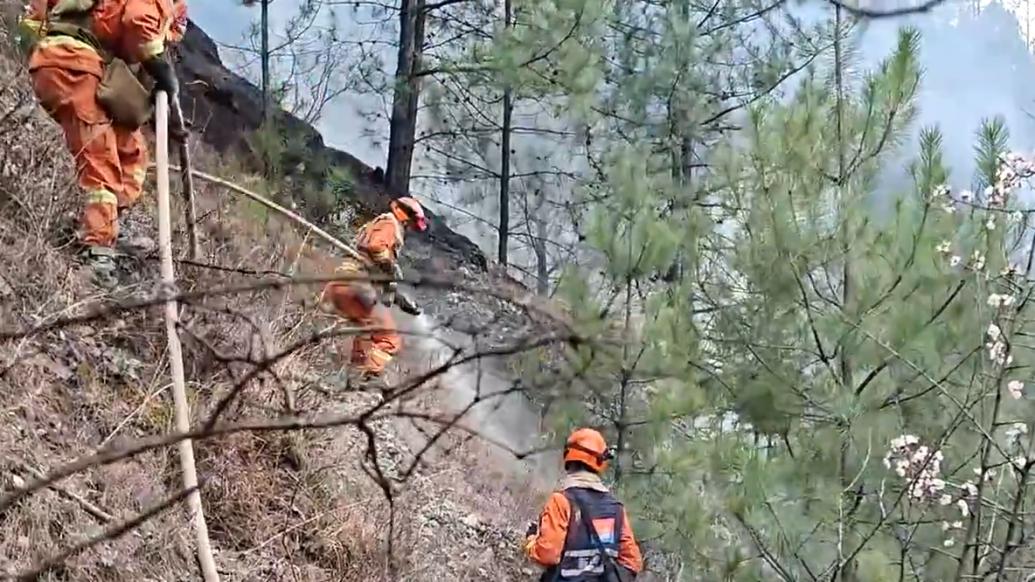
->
[323, 281, 401, 375]
[30, 65, 148, 248]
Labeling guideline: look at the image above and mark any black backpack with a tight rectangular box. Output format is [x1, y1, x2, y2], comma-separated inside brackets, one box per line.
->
[539, 491, 634, 582]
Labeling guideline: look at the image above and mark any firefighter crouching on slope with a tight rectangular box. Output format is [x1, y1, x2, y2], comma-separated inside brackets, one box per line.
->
[19, 0, 189, 289]
[322, 197, 427, 386]
[525, 428, 643, 581]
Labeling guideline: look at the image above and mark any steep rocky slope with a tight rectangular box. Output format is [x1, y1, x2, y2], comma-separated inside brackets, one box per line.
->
[0, 11, 569, 582]
[171, 21, 486, 272]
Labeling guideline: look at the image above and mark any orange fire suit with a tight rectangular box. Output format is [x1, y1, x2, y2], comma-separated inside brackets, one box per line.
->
[22, 0, 187, 248]
[323, 213, 406, 375]
[527, 472, 643, 579]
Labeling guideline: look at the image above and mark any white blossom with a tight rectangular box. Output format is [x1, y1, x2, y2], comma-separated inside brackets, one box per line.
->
[986, 217, 996, 230]
[963, 481, 978, 497]
[988, 323, 1002, 340]
[987, 338, 1010, 366]
[950, 255, 962, 267]
[958, 499, 971, 517]
[1013, 456, 1028, 469]
[952, 521, 964, 529]
[972, 250, 986, 271]
[943, 538, 956, 548]
[1008, 380, 1025, 400]
[939, 494, 953, 506]
[987, 294, 1016, 308]
[936, 240, 952, 254]
[885, 435, 946, 502]
[1001, 263, 1021, 277]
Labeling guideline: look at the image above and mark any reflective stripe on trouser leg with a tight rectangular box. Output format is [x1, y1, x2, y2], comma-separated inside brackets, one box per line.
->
[116, 126, 148, 208]
[82, 189, 119, 247]
[364, 348, 393, 374]
[358, 305, 401, 374]
[368, 305, 401, 373]
[31, 66, 124, 248]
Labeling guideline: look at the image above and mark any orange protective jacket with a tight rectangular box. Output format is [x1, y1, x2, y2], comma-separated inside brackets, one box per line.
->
[527, 472, 643, 576]
[23, 0, 187, 77]
[338, 213, 405, 276]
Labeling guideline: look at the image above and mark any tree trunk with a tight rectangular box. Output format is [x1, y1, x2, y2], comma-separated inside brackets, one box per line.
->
[261, 0, 270, 122]
[534, 212, 548, 295]
[386, 0, 427, 196]
[498, 0, 513, 265]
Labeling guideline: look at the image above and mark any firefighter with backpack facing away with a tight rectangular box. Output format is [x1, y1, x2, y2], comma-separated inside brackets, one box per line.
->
[525, 428, 643, 581]
[321, 197, 427, 388]
[19, 0, 188, 289]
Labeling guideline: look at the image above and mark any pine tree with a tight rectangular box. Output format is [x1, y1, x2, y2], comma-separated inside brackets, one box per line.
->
[207, 2, 1035, 578]
[538, 11, 1035, 579]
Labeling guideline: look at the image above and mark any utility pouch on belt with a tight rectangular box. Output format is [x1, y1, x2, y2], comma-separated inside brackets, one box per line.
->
[97, 58, 153, 128]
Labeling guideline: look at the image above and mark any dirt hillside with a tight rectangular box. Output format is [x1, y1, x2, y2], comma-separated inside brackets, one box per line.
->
[0, 9, 570, 581]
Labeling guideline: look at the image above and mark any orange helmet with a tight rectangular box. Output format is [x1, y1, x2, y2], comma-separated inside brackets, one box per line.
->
[563, 428, 612, 473]
[390, 196, 428, 232]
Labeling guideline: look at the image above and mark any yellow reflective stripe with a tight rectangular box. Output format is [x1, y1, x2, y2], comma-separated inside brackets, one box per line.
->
[52, 0, 95, 16]
[139, 37, 165, 60]
[37, 34, 98, 54]
[370, 249, 393, 263]
[85, 189, 118, 206]
[132, 166, 147, 187]
[335, 258, 364, 275]
[368, 349, 393, 366]
[20, 18, 44, 34]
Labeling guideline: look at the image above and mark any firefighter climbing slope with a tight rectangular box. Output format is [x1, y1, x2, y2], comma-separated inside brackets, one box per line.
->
[525, 428, 643, 581]
[19, 0, 188, 289]
[322, 197, 428, 386]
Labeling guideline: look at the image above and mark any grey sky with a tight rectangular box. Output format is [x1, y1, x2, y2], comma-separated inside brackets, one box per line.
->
[190, 1, 390, 167]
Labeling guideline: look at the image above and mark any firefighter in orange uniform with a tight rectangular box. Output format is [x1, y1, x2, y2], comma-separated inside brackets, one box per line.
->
[19, 0, 188, 288]
[525, 428, 643, 581]
[322, 197, 428, 385]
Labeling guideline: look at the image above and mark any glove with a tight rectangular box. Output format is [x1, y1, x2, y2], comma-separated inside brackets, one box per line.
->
[381, 281, 397, 307]
[522, 533, 536, 556]
[525, 521, 538, 537]
[395, 291, 422, 316]
[142, 53, 179, 98]
[142, 54, 186, 140]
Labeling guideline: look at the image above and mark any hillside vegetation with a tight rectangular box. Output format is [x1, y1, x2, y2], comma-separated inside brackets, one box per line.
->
[0, 13, 568, 581]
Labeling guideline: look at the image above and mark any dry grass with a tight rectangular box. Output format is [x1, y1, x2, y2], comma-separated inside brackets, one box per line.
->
[0, 13, 543, 581]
